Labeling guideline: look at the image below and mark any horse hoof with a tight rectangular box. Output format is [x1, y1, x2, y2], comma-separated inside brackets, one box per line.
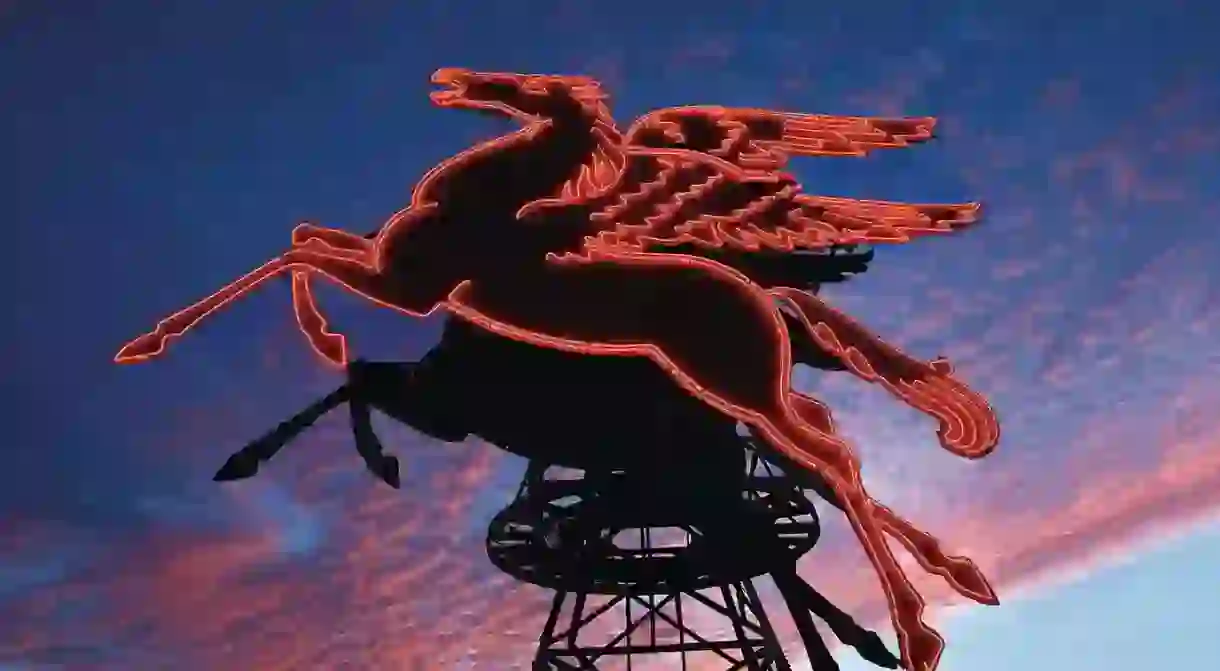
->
[213, 452, 259, 481]
[377, 456, 401, 489]
[856, 630, 901, 669]
[315, 334, 347, 368]
[949, 560, 999, 605]
[114, 332, 164, 363]
[903, 626, 945, 671]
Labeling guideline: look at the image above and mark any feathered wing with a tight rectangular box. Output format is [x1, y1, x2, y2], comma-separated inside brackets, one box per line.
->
[622, 106, 938, 176]
[559, 149, 981, 260]
[548, 105, 979, 259]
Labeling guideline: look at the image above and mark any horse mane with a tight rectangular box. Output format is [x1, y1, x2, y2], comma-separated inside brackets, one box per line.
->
[552, 89, 627, 201]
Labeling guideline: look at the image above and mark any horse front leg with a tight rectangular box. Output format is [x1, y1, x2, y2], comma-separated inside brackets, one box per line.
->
[213, 360, 406, 488]
[348, 385, 401, 489]
[114, 248, 399, 365]
[288, 225, 380, 366]
[345, 360, 412, 489]
[214, 384, 353, 481]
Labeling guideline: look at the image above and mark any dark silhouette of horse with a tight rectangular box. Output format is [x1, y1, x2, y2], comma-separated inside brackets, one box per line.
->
[115, 69, 1000, 671]
[216, 306, 853, 482]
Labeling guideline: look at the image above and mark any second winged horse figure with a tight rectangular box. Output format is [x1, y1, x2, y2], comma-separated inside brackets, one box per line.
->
[116, 68, 1001, 671]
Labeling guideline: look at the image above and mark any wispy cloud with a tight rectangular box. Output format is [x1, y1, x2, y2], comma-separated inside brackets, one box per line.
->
[4, 4, 1217, 669]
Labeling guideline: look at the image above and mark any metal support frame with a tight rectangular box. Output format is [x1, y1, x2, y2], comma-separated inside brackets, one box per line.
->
[533, 576, 791, 670]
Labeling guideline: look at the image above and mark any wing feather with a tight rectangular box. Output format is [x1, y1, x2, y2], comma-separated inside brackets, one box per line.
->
[623, 106, 937, 175]
[572, 150, 980, 258]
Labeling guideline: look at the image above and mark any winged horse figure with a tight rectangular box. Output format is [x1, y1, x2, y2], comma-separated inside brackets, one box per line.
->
[115, 68, 1000, 671]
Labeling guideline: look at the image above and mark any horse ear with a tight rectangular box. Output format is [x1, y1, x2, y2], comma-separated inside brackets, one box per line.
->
[929, 357, 954, 374]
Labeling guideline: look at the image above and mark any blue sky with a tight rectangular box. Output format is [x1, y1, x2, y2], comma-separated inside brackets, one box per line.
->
[831, 520, 1220, 670]
[2, 1, 1218, 669]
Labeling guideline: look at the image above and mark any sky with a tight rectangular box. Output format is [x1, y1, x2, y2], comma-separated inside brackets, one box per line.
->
[2, 0, 1218, 669]
[832, 520, 1220, 671]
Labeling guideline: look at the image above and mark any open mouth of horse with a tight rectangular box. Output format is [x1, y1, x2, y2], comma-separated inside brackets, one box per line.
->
[428, 69, 538, 122]
[429, 75, 532, 126]
[429, 68, 469, 106]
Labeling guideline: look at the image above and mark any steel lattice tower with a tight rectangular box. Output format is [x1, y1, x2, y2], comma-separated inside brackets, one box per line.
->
[486, 446, 873, 670]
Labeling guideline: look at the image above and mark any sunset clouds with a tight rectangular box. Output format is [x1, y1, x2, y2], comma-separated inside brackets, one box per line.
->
[3, 1, 1217, 669]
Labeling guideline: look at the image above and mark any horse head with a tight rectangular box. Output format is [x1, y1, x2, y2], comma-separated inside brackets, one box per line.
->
[428, 68, 627, 205]
[430, 68, 615, 129]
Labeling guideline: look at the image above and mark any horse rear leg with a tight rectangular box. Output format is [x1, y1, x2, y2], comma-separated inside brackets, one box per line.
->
[790, 392, 998, 605]
[753, 405, 945, 671]
[772, 287, 1000, 458]
[449, 257, 946, 670]
[623, 271, 946, 671]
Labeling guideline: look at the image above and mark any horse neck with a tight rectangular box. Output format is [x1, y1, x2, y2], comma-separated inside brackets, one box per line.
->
[423, 111, 621, 213]
[499, 114, 619, 202]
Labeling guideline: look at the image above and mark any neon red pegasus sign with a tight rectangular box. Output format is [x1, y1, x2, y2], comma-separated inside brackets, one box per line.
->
[115, 68, 1001, 671]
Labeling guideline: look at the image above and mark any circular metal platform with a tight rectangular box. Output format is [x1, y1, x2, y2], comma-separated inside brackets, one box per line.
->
[486, 457, 821, 595]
